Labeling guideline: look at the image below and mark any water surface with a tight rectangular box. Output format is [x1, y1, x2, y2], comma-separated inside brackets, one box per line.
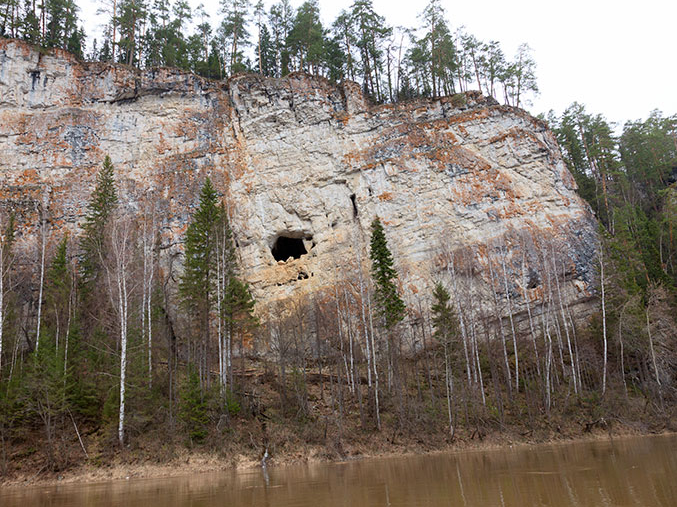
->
[2, 434, 676, 506]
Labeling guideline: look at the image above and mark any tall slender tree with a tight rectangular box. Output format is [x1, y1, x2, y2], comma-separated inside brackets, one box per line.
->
[179, 178, 221, 388]
[220, 0, 251, 74]
[369, 217, 405, 329]
[0, 215, 15, 375]
[431, 282, 458, 438]
[79, 155, 118, 292]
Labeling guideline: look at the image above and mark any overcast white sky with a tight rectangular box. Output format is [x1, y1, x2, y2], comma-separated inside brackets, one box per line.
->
[80, 0, 676, 125]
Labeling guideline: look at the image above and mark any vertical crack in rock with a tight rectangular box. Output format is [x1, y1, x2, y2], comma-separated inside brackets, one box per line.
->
[350, 193, 358, 217]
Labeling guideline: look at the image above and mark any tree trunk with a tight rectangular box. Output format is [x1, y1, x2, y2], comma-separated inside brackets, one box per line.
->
[600, 241, 608, 395]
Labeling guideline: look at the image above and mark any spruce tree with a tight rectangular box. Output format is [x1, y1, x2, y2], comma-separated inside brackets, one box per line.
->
[44, 236, 71, 348]
[77, 156, 118, 427]
[178, 366, 208, 443]
[180, 177, 220, 310]
[223, 277, 256, 330]
[79, 155, 118, 289]
[180, 177, 220, 379]
[24, 337, 72, 467]
[431, 282, 458, 344]
[369, 216, 405, 329]
[20, 0, 41, 44]
[430, 281, 459, 437]
[0, 214, 16, 375]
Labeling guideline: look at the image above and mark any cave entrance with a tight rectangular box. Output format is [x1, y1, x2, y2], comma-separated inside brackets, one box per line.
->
[271, 236, 309, 262]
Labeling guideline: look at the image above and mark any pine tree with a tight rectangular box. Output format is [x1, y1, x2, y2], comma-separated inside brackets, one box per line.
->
[220, 0, 251, 74]
[324, 35, 346, 83]
[369, 216, 405, 329]
[268, 0, 294, 76]
[116, 0, 147, 66]
[510, 43, 538, 108]
[286, 0, 324, 74]
[20, 0, 40, 44]
[351, 0, 391, 101]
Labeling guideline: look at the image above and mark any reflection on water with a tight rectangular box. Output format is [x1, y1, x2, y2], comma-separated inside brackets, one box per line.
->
[2, 434, 676, 506]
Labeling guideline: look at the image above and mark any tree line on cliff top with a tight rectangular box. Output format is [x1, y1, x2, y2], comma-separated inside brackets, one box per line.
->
[0, 108, 675, 475]
[0, 0, 538, 107]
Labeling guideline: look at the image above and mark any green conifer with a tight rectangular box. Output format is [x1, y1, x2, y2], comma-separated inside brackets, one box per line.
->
[369, 216, 405, 329]
[79, 155, 118, 288]
[179, 366, 209, 443]
[431, 282, 458, 345]
[180, 177, 220, 319]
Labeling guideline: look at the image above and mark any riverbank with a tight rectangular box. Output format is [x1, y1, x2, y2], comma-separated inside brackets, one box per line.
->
[3, 349, 676, 490]
[2, 419, 674, 488]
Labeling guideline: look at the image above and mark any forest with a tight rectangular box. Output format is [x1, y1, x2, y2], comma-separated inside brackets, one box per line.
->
[0, 0, 676, 482]
[0, 0, 538, 107]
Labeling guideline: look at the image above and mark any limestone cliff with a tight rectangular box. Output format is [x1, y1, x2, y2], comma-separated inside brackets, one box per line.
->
[0, 38, 597, 325]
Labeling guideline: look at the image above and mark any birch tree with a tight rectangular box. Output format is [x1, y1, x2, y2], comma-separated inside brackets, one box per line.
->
[102, 216, 138, 446]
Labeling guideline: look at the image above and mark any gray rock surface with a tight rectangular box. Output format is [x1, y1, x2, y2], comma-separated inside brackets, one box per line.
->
[0, 38, 597, 324]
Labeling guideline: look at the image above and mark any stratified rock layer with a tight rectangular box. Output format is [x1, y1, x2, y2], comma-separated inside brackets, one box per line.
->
[0, 39, 597, 322]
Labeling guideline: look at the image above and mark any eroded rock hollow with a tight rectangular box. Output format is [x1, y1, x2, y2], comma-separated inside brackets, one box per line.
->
[0, 39, 597, 327]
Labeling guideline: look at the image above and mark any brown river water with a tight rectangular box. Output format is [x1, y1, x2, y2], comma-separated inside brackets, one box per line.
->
[1, 434, 676, 506]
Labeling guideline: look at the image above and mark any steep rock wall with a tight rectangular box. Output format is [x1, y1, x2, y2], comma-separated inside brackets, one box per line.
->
[0, 39, 597, 325]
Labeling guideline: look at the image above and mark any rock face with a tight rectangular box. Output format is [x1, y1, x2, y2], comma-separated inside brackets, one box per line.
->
[0, 38, 597, 325]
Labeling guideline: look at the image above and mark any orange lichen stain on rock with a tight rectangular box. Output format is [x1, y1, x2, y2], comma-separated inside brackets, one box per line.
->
[15, 168, 40, 186]
[451, 167, 503, 206]
[333, 110, 350, 125]
[446, 107, 492, 126]
[522, 285, 544, 303]
[475, 243, 489, 260]
[224, 141, 252, 180]
[492, 171, 520, 200]
[156, 131, 170, 154]
[378, 191, 393, 201]
[499, 201, 525, 219]
[490, 127, 552, 160]
[444, 145, 491, 172]
[172, 111, 207, 141]
[488, 127, 525, 145]
[560, 166, 577, 189]
[0, 111, 25, 134]
[346, 120, 487, 176]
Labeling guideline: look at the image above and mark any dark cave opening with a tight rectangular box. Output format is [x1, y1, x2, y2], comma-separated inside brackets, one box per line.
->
[527, 269, 541, 289]
[271, 236, 309, 262]
[350, 193, 358, 217]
